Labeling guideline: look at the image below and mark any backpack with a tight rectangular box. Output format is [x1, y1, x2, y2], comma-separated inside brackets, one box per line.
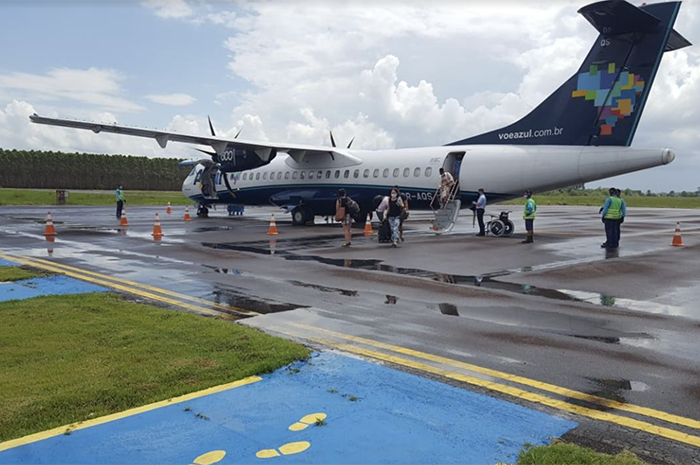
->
[345, 197, 360, 215]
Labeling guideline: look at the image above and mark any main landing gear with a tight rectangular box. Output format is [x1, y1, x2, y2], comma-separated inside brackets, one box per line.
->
[291, 206, 314, 225]
[196, 205, 210, 218]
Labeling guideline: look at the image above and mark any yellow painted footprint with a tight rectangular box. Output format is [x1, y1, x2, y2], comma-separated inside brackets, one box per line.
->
[190, 450, 226, 465]
[288, 412, 327, 432]
[256, 441, 311, 459]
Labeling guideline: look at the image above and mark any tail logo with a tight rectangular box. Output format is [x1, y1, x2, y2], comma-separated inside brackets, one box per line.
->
[571, 63, 645, 136]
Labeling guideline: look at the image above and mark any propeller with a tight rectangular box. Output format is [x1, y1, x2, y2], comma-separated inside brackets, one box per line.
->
[208, 115, 216, 137]
[329, 130, 354, 149]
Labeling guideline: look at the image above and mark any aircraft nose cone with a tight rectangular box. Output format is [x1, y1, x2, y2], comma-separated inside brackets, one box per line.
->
[662, 148, 675, 165]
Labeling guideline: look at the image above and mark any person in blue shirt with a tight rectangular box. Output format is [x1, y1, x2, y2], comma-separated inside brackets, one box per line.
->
[472, 188, 487, 236]
[115, 185, 126, 219]
[600, 187, 626, 248]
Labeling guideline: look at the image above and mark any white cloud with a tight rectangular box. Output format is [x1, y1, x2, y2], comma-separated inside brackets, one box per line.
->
[0, 68, 144, 113]
[146, 93, 197, 106]
[142, 0, 193, 19]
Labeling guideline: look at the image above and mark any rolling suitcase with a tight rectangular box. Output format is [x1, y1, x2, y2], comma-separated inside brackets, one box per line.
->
[378, 219, 392, 243]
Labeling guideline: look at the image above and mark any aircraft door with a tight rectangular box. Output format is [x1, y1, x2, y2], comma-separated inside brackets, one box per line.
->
[199, 165, 220, 200]
[442, 151, 465, 193]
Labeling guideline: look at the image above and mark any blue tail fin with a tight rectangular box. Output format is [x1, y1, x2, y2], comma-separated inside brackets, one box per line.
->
[448, 0, 691, 147]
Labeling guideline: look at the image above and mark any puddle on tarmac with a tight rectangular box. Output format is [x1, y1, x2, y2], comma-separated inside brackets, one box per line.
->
[289, 280, 358, 297]
[385, 295, 398, 305]
[210, 287, 302, 314]
[586, 378, 650, 404]
[194, 226, 235, 233]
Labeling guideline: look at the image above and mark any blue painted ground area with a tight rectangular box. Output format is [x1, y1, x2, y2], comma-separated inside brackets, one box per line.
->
[0, 352, 577, 465]
[0, 258, 19, 266]
[0, 275, 107, 302]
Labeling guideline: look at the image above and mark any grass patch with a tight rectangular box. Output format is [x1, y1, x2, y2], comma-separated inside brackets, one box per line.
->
[0, 266, 50, 282]
[0, 292, 310, 442]
[504, 194, 700, 209]
[0, 188, 193, 206]
[516, 442, 650, 465]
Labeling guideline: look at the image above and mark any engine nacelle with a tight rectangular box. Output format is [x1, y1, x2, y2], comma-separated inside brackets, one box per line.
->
[217, 146, 277, 172]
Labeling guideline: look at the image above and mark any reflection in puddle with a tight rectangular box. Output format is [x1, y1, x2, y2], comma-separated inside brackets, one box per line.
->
[560, 290, 684, 315]
[211, 287, 301, 314]
[586, 378, 649, 404]
[290, 280, 358, 297]
[385, 295, 398, 305]
[438, 303, 459, 316]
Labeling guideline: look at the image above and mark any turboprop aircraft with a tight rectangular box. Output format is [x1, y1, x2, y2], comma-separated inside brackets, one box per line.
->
[31, 0, 690, 229]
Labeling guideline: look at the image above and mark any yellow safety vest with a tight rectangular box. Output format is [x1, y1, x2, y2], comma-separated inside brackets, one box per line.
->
[523, 198, 536, 220]
[604, 197, 623, 220]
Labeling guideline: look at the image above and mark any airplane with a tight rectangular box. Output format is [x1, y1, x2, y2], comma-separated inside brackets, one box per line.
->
[30, 0, 690, 229]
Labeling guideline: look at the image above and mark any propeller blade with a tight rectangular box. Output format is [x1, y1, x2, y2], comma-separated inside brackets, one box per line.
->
[208, 115, 216, 137]
[234, 128, 242, 139]
[347, 136, 355, 149]
[223, 171, 238, 197]
[195, 148, 217, 157]
[329, 131, 336, 148]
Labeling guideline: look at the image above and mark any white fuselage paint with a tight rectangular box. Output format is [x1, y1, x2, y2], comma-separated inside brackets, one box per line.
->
[182, 144, 675, 208]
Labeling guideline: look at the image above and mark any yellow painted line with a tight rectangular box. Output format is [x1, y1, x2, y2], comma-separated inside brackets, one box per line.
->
[306, 337, 700, 448]
[22, 255, 260, 317]
[0, 376, 261, 452]
[0, 253, 229, 318]
[292, 323, 700, 432]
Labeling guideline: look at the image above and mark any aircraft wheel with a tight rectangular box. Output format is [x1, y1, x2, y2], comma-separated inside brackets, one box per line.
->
[291, 207, 306, 225]
[504, 220, 515, 236]
[489, 219, 505, 237]
[197, 205, 209, 218]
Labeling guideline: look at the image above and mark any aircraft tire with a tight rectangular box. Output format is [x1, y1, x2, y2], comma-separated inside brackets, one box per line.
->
[292, 207, 306, 226]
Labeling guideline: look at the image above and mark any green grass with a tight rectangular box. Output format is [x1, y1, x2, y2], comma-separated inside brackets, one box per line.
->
[0, 293, 310, 441]
[504, 194, 700, 209]
[0, 188, 193, 206]
[0, 266, 50, 282]
[515, 443, 649, 465]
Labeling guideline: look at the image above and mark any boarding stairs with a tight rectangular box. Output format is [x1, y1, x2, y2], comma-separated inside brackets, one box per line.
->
[430, 183, 461, 234]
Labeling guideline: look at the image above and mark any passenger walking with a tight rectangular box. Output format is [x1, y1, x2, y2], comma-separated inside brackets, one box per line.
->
[522, 190, 537, 243]
[382, 188, 405, 247]
[600, 187, 626, 248]
[115, 184, 126, 219]
[473, 188, 487, 236]
[438, 168, 455, 208]
[335, 188, 353, 247]
[395, 186, 409, 242]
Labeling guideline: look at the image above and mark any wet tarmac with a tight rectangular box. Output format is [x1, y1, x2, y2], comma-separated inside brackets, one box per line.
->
[1, 204, 700, 463]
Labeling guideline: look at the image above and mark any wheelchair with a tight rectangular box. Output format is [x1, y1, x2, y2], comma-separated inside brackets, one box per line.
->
[486, 211, 515, 237]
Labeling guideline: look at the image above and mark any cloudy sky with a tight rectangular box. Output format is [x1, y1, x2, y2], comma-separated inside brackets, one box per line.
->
[0, 0, 698, 191]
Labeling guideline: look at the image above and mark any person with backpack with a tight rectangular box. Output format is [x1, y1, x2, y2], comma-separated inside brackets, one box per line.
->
[394, 186, 409, 242]
[335, 188, 358, 247]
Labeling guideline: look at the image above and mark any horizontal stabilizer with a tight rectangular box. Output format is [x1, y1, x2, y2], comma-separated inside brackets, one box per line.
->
[666, 29, 692, 52]
[578, 1, 660, 35]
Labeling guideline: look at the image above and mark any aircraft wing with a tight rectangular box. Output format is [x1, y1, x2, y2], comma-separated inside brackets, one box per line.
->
[29, 114, 362, 167]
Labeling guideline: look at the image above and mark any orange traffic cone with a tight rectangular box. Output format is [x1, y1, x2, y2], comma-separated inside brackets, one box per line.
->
[44, 211, 57, 236]
[267, 214, 279, 235]
[119, 208, 129, 227]
[670, 221, 684, 247]
[363, 213, 373, 235]
[184, 206, 192, 222]
[45, 235, 55, 256]
[166, 202, 172, 214]
[152, 213, 164, 238]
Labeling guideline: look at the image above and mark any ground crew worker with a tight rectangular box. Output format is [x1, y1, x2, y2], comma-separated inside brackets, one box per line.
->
[473, 188, 487, 236]
[600, 187, 626, 248]
[116, 184, 126, 219]
[522, 190, 536, 243]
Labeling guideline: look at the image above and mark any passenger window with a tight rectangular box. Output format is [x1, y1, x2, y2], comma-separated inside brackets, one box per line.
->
[325, 170, 331, 179]
[344, 170, 350, 179]
[263, 172, 268, 180]
[425, 167, 432, 177]
[285, 172, 290, 180]
[403, 168, 410, 177]
[242, 173, 247, 180]
[334, 170, 340, 179]
[292, 171, 299, 180]
[270, 171, 275, 179]
[363, 169, 369, 178]
[414, 167, 421, 177]
[393, 168, 399, 178]
[278, 172, 283, 180]
[300, 171, 306, 180]
[317, 170, 323, 179]
[309, 171, 315, 180]
[373, 169, 379, 178]
[353, 170, 359, 178]
[255, 172, 260, 180]
[383, 168, 389, 178]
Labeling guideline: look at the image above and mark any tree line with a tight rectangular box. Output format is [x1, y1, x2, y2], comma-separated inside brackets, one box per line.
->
[0, 148, 191, 191]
